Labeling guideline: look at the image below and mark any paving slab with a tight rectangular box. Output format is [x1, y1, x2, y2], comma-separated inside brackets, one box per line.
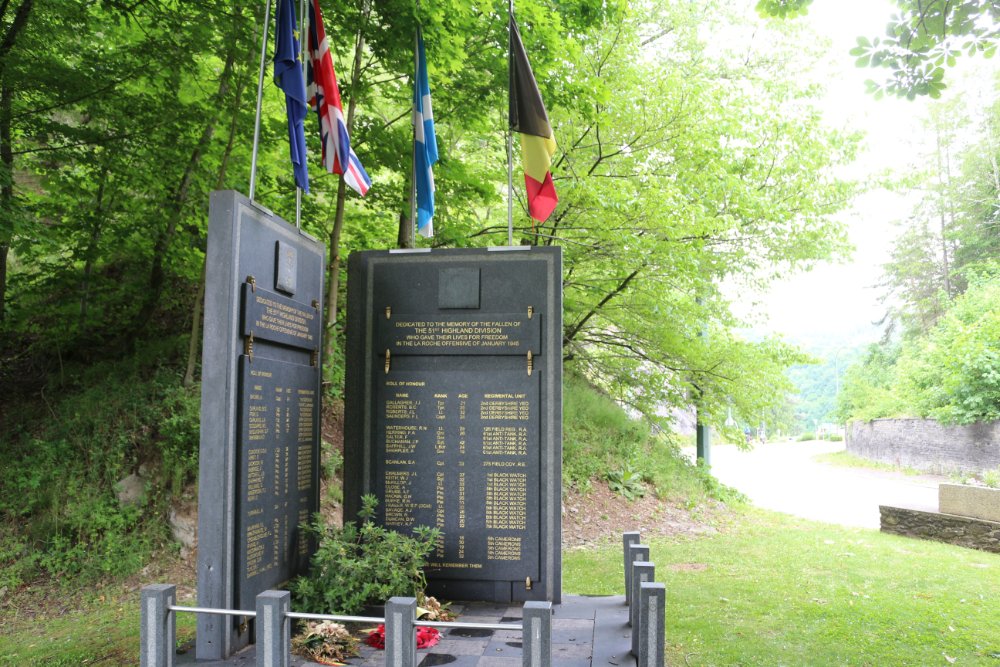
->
[175, 595, 640, 667]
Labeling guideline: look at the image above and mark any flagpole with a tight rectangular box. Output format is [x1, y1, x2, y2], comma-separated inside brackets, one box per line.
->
[295, 0, 308, 228]
[249, 0, 274, 202]
[409, 24, 419, 249]
[507, 0, 514, 247]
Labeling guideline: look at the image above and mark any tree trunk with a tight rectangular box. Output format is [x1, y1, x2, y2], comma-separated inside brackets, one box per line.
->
[0, 83, 11, 323]
[0, 1, 36, 321]
[322, 5, 369, 368]
[79, 165, 110, 329]
[134, 42, 237, 332]
[183, 260, 207, 387]
[184, 4, 254, 386]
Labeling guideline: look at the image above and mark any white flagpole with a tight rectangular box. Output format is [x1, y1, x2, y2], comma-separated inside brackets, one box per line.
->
[296, 0, 308, 228]
[507, 0, 514, 246]
[249, 0, 274, 202]
[409, 24, 418, 248]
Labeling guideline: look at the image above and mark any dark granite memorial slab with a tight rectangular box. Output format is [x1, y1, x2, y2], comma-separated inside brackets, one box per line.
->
[197, 190, 324, 659]
[344, 247, 562, 604]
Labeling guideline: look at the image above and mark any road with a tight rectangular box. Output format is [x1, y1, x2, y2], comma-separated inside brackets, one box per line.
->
[704, 440, 946, 529]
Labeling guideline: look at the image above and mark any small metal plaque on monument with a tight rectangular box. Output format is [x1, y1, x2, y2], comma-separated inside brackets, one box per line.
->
[196, 190, 325, 659]
[344, 247, 562, 603]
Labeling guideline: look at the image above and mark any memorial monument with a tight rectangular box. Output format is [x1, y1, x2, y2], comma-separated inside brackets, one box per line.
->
[344, 246, 562, 603]
[195, 190, 325, 659]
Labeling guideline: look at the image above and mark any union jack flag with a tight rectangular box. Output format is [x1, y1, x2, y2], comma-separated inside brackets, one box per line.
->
[306, 0, 371, 196]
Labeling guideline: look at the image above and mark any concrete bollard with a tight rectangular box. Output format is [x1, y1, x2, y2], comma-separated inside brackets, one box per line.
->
[140, 584, 176, 667]
[386, 597, 417, 667]
[629, 561, 655, 640]
[522, 600, 552, 667]
[626, 543, 650, 610]
[256, 590, 290, 667]
[637, 582, 666, 667]
[622, 532, 641, 603]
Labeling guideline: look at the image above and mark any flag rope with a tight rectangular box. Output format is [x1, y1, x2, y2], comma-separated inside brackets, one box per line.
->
[408, 22, 418, 248]
[295, 0, 308, 228]
[249, 0, 274, 201]
[507, 0, 514, 247]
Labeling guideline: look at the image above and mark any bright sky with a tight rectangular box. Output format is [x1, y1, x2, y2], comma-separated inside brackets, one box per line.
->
[738, 0, 992, 346]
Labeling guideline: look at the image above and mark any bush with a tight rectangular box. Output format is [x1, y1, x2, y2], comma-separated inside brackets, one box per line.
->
[291, 495, 439, 614]
[0, 337, 199, 582]
[797, 432, 815, 441]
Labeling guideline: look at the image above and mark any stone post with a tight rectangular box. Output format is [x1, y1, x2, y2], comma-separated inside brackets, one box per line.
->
[638, 582, 666, 667]
[630, 561, 655, 642]
[622, 532, 641, 603]
[626, 543, 650, 610]
[522, 600, 552, 667]
[386, 597, 417, 667]
[256, 590, 290, 667]
[140, 584, 176, 667]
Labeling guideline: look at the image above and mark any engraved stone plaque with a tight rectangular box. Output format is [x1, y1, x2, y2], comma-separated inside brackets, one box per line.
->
[344, 247, 561, 603]
[197, 191, 324, 659]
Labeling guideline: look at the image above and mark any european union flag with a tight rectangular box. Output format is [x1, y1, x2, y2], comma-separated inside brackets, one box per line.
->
[414, 29, 438, 237]
[274, 0, 309, 192]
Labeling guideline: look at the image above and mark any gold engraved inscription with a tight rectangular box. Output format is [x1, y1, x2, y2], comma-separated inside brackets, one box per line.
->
[245, 521, 271, 578]
[485, 472, 527, 530]
[479, 394, 530, 420]
[296, 389, 314, 443]
[392, 319, 524, 349]
[385, 424, 425, 453]
[482, 426, 528, 456]
[487, 536, 523, 561]
[246, 448, 266, 502]
[253, 294, 316, 342]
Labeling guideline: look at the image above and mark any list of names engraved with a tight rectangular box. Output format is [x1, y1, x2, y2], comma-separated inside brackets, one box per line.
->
[237, 356, 318, 595]
[375, 370, 539, 581]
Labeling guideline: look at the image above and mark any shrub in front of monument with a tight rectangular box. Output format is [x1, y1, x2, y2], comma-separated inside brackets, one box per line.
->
[292, 494, 440, 615]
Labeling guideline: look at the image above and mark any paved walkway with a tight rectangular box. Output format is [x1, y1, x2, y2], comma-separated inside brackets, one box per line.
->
[704, 440, 947, 529]
[176, 596, 634, 667]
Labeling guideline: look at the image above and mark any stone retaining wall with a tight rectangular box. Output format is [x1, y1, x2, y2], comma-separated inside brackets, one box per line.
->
[880, 506, 1000, 554]
[848, 419, 1000, 474]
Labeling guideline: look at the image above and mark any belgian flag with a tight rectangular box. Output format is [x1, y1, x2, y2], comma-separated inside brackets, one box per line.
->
[509, 17, 558, 223]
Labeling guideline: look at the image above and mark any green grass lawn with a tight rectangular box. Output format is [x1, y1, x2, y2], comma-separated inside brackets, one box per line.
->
[566, 509, 1000, 666]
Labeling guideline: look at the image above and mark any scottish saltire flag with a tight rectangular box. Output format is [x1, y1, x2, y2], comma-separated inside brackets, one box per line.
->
[306, 0, 371, 196]
[274, 0, 309, 192]
[414, 28, 438, 237]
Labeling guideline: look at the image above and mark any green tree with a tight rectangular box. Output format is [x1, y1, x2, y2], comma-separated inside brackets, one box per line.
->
[756, 0, 999, 99]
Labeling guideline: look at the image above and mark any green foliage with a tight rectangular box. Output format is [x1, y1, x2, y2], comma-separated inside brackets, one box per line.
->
[562, 373, 650, 488]
[291, 495, 439, 615]
[755, 0, 813, 18]
[836, 343, 908, 422]
[605, 463, 647, 501]
[852, 1, 998, 99]
[0, 338, 200, 581]
[564, 373, 744, 504]
[897, 277, 1000, 424]
[797, 432, 815, 441]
